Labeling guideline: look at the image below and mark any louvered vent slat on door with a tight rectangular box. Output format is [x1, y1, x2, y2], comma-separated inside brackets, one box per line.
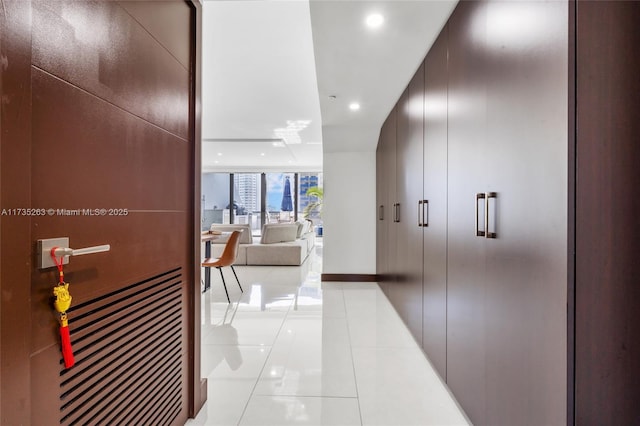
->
[59, 268, 184, 426]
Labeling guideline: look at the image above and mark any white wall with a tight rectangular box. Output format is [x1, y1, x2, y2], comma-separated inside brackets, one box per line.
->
[322, 151, 376, 274]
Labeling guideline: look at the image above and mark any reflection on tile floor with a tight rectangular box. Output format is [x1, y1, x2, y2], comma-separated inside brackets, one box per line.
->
[187, 241, 469, 426]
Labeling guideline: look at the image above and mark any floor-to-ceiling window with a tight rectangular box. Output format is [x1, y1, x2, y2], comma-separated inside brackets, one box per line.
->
[202, 173, 231, 229]
[234, 173, 262, 234]
[266, 172, 296, 223]
[298, 172, 323, 230]
[202, 172, 322, 233]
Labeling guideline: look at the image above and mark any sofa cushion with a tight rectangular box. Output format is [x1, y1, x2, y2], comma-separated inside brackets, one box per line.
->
[246, 241, 307, 265]
[260, 223, 298, 244]
[209, 224, 253, 244]
[295, 219, 313, 238]
[208, 244, 248, 265]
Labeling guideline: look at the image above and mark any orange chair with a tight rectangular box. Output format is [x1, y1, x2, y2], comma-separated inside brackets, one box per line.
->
[202, 230, 244, 303]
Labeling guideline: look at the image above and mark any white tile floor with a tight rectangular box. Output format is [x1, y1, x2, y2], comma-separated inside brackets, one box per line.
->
[187, 241, 470, 426]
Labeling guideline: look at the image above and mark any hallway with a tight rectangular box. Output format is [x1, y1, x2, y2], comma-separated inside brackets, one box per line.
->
[188, 243, 468, 425]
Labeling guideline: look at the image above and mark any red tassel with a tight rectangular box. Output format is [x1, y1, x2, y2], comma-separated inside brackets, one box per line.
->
[60, 325, 75, 368]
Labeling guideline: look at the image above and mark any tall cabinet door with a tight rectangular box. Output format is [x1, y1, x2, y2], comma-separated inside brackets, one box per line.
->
[422, 28, 448, 380]
[446, 1, 489, 423]
[386, 89, 409, 306]
[377, 107, 397, 295]
[376, 123, 386, 285]
[387, 90, 409, 310]
[376, 110, 395, 292]
[447, 1, 568, 424]
[482, 2, 568, 425]
[393, 65, 425, 342]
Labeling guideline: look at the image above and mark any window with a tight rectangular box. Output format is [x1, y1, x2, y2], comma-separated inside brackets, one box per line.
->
[202, 172, 322, 234]
[234, 173, 262, 234]
[298, 172, 322, 226]
[266, 173, 295, 223]
[201, 173, 230, 230]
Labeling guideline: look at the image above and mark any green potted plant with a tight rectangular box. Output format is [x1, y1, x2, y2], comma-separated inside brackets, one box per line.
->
[303, 186, 323, 235]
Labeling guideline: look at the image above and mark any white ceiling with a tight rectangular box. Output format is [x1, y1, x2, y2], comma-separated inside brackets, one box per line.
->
[201, 0, 458, 173]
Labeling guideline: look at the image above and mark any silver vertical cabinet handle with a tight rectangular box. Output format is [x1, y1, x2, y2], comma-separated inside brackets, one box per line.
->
[379, 205, 384, 221]
[418, 200, 423, 227]
[475, 193, 486, 237]
[485, 192, 497, 238]
[422, 200, 429, 227]
[394, 203, 400, 223]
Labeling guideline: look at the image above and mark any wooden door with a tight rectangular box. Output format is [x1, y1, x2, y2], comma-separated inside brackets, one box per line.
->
[422, 27, 448, 380]
[377, 109, 398, 291]
[393, 65, 425, 342]
[380, 106, 397, 296]
[575, 2, 640, 423]
[0, 1, 202, 424]
[376, 134, 386, 285]
[376, 116, 390, 291]
[445, 1, 489, 423]
[482, 1, 568, 424]
[387, 90, 409, 312]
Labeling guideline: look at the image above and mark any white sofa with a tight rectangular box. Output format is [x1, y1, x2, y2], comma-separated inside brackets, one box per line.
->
[206, 221, 315, 266]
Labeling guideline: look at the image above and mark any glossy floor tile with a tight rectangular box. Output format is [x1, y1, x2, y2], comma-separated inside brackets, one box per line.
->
[239, 396, 361, 426]
[187, 241, 469, 426]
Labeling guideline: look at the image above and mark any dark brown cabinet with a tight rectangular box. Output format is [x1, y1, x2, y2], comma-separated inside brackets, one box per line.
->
[421, 27, 449, 382]
[376, 107, 396, 295]
[377, 1, 640, 423]
[445, 3, 491, 420]
[447, 1, 569, 424]
[392, 66, 426, 342]
[377, 64, 426, 345]
[378, 0, 568, 424]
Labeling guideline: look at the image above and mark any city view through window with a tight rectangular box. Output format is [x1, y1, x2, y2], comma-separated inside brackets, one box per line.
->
[202, 172, 323, 235]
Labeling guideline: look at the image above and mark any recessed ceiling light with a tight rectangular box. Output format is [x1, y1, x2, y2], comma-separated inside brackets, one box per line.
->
[349, 102, 361, 111]
[365, 13, 384, 29]
[260, 152, 265, 156]
[217, 152, 223, 156]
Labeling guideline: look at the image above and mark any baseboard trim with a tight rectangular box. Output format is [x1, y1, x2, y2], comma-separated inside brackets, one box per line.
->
[321, 273, 378, 282]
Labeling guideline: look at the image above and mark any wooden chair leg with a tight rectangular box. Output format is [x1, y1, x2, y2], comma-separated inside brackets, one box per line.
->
[217, 267, 230, 303]
[230, 265, 243, 293]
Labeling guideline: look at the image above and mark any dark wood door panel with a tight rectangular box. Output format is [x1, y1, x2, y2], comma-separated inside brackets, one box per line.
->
[382, 106, 398, 297]
[31, 1, 190, 139]
[390, 89, 411, 324]
[31, 68, 190, 212]
[0, 1, 196, 424]
[377, 111, 396, 290]
[30, 212, 189, 351]
[482, 1, 568, 425]
[376, 145, 384, 276]
[393, 66, 425, 343]
[30, 67, 191, 357]
[446, 1, 489, 423]
[0, 1, 34, 422]
[575, 1, 640, 423]
[422, 26, 448, 380]
[117, 0, 193, 70]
